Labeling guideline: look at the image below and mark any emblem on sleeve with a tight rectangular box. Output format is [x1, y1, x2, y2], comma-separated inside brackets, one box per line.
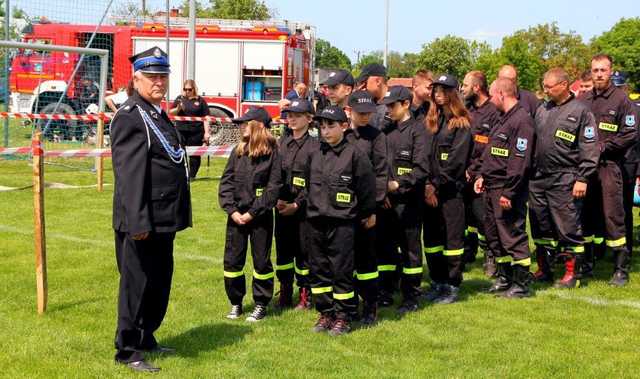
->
[516, 138, 528, 152]
[626, 115, 636, 127]
[584, 126, 595, 139]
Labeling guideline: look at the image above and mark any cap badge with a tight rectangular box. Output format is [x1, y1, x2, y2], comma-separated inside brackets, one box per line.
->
[329, 72, 336, 77]
[153, 48, 162, 58]
[439, 75, 447, 81]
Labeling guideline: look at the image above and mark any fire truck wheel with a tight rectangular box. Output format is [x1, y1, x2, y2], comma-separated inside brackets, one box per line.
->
[37, 102, 78, 142]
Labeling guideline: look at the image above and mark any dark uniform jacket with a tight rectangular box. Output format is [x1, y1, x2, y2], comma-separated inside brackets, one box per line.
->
[345, 125, 389, 204]
[383, 117, 429, 201]
[426, 114, 473, 194]
[411, 101, 430, 124]
[467, 99, 500, 179]
[219, 146, 282, 218]
[370, 103, 390, 130]
[277, 131, 320, 209]
[479, 103, 535, 200]
[306, 138, 376, 220]
[517, 88, 541, 118]
[172, 95, 209, 133]
[580, 85, 638, 163]
[533, 94, 599, 182]
[111, 91, 192, 236]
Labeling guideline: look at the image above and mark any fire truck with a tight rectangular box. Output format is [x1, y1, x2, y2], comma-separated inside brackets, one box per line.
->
[10, 17, 316, 122]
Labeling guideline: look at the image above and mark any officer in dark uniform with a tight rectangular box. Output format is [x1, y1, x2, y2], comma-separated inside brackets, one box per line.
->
[379, 86, 429, 314]
[344, 90, 388, 325]
[581, 55, 638, 286]
[307, 105, 376, 336]
[357, 63, 390, 130]
[461, 70, 501, 275]
[274, 99, 319, 310]
[474, 78, 535, 298]
[530, 67, 599, 289]
[498, 64, 541, 118]
[322, 69, 355, 109]
[111, 47, 192, 372]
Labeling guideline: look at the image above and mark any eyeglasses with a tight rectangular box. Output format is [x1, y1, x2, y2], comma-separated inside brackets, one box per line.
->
[183, 88, 193, 91]
[542, 81, 566, 90]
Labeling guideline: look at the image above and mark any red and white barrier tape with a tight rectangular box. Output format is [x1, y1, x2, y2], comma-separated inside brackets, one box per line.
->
[0, 112, 286, 124]
[0, 145, 234, 158]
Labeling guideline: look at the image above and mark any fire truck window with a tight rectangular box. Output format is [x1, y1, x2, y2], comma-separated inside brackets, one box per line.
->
[242, 69, 283, 102]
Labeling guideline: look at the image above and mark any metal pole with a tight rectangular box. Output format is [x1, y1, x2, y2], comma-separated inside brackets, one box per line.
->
[95, 52, 109, 192]
[3, 0, 10, 147]
[187, 0, 195, 80]
[165, 0, 170, 110]
[383, 0, 389, 68]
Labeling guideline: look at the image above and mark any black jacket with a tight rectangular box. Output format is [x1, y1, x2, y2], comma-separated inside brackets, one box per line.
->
[345, 125, 389, 204]
[426, 114, 473, 194]
[111, 91, 192, 235]
[278, 131, 320, 209]
[533, 94, 599, 182]
[383, 117, 429, 201]
[306, 138, 376, 220]
[479, 103, 535, 200]
[467, 99, 500, 179]
[218, 146, 282, 218]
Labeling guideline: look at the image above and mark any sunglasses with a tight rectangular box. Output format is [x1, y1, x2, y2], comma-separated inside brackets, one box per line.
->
[183, 88, 193, 91]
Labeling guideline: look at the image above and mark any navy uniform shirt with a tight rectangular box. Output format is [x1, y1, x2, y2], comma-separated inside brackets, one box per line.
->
[306, 138, 376, 220]
[111, 91, 192, 235]
[479, 103, 535, 200]
[517, 88, 541, 118]
[172, 95, 209, 132]
[533, 94, 599, 182]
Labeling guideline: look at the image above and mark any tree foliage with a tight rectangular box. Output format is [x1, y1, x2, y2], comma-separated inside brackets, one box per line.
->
[315, 39, 351, 70]
[592, 17, 640, 91]
[181, 0, 273, 20]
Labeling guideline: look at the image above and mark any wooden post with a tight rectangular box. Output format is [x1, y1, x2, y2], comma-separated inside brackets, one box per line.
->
[32, 131, 47, 314]
[96, 117, 104, 192]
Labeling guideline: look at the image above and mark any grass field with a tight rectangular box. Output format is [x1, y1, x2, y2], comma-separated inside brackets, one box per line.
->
[1, 156, 640, 378]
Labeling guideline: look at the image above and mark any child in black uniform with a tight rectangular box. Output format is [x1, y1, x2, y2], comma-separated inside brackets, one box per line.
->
[218, 108, 282, 322]
[306, 105, 376, 336]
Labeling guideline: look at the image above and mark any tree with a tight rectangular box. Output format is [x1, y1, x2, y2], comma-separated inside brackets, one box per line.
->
[417, 35, 476, 81]
[352, 50, 419, 78]
[315, 39, 351, 70]
[592, 17, 640, 91]
[181, 0, 274, 20]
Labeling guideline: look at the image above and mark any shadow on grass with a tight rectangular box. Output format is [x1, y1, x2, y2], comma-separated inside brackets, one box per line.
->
[48, 297, 105, 313]
[161, 323, 251, 358]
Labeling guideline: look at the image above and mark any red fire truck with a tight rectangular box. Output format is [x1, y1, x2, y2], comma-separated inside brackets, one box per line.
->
[10, 17, 316, 121]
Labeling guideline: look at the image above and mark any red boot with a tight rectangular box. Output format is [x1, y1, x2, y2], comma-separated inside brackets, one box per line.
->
[554, 254, 581, 289]
[295, 287, 312, 310]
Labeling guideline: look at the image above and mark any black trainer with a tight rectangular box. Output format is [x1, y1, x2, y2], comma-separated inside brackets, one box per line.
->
[377, 291, 394, 307]
[312, 313, 334, 333]
[226, 304, 243, 320]
[328, 318, 351, 336]
[246, 304, 267, 322]
[433, 285, 460, 304]
[360, 302, 378, 327]
[397, 301, 418, 315]
[422, 283, 444, 302]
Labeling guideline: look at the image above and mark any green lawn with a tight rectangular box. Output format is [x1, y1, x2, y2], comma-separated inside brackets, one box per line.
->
[1, 157, 639, 378]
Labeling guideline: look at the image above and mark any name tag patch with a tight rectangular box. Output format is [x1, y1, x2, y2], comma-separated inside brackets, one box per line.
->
[336, 192, 351, 203]
[474, 135, 489, 144]
[440, 153, 449, 161]
[292, 177, 306, 187]
[255, 188, 264, 197]
[555, 129, 576, 143]
[397, 167, 412, 176]
[490, 147, 509, 157]
[598, 122, 618, 132]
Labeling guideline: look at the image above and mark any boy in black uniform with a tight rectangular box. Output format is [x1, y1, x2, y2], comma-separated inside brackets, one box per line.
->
[307, 105, 376, 336]
[379, 86, 429, 314]
[219, 108, 282, 322]
[344, 90, 389, 325]
[474, 78, 535, 298]
[274, 99, 319, 310]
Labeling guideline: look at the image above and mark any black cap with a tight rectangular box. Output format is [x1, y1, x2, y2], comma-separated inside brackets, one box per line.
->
[348, 90, 377, 113]
[381, 86, 413, 105]
[356, 63, 387, 83]
[322, 69, 355, 87]
[612, 71, 627, 87]
[232, 107, 272, 128]
[432, 74, 459, 89]
[129, 46, 170, 74]
[282, 98, 315, 114]
[314, 105, 348, 123]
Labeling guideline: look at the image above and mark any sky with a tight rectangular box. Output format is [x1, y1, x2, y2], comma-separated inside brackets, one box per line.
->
[14, 0, 640, 62]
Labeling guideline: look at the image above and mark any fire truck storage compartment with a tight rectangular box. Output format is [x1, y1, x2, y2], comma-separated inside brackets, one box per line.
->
[195, 39, 240, 98]
[242, 41, 283, 102]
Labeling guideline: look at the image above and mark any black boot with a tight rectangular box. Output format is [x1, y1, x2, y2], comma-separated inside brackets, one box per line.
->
[609, 249, 630, 287]
[360, 301, 378, 326]
[433, 284, 459, 304]
[463, 232, 478, 264]
[488, 262, 512, 293]
[593, 239, 605, 260]
[533, 246, 554, 283]
[276, 281, 293, 309]
[501, 264, 533, 298]
[582, 244, 595, 278]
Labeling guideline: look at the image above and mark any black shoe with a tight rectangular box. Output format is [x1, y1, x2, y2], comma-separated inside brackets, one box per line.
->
[226, 304, 243, 320]
[433, 285, 460, 304]
[422, 283, 444, 302]
[397, 301, 418, 315]
[275, 282, 293, 309]
[488, 263, 512, 293]
[609, 270, 629, 287]
[501, 265, 532, 299]
[328, 318, 351, 336]
[117, 359, 160, 373]
[377, 291, 394, 307]
[312, 313, 334, 333]
[246, 304, 267, 322]
[360, 303, 378, 327]
[144, 345, 176, 355]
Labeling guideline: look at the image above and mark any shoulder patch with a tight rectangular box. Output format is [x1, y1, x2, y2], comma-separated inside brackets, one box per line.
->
[626, 115, 636, 127]
[516, 137, 528, 152]
[584, 126, 595, 139]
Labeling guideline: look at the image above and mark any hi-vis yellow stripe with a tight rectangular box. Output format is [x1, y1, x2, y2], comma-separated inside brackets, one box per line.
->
[440, 153, 449, 161]
[598, 122, 618, 132]
[292, 177, 306, 187]
[255, 188, 264, 197]
[555, 129, 576, 142]
[336, 193, 351, 203]
[398, 167, 412, 176]
[490, 147, 509, 157]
